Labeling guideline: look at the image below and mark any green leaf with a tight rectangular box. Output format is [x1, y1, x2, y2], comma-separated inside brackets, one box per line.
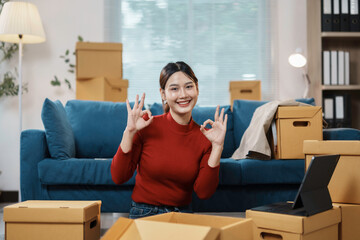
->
[65, 59, 70, 63]
[69, 64, 75, 68]
[65, 49, 69, 55]
[78, 36, 84, 42]
[65, 79, 72, 89]
[68, 69, 74, 73]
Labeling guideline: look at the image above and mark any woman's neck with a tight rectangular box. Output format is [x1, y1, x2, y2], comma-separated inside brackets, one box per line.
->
[169, 109, 192, 125]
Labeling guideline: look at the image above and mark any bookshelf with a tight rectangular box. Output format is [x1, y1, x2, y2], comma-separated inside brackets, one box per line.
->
[307, 0, 360, 129]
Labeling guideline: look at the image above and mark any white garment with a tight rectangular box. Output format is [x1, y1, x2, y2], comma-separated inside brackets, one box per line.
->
[231, 99, 310, 160]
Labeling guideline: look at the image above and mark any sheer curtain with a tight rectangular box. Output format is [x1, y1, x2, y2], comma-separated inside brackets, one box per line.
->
[104, 0, 278, 105]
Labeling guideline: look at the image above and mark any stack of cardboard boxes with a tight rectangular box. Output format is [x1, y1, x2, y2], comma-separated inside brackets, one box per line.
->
[304, 140, 360, 240]
[76, 42, 129, 102]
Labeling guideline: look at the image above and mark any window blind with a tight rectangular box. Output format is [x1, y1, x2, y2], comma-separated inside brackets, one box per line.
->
[104, 0, 277, 105]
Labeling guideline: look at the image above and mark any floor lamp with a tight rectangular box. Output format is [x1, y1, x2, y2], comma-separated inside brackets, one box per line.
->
[288, 48, 310, 99]
[0, 2, 45, 201]
[0, 2, 46, 134]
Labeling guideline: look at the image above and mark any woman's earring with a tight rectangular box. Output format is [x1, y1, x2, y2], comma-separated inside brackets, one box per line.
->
[163, 99, 167, 105]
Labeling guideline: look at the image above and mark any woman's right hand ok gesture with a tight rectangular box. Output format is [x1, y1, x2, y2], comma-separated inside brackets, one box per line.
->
[126, 93, 153, 133]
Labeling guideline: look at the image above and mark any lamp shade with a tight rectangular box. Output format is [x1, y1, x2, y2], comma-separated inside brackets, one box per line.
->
[0, 2, 46, 44]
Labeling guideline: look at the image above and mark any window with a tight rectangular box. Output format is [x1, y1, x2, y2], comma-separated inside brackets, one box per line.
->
[105, 0, 277, 105]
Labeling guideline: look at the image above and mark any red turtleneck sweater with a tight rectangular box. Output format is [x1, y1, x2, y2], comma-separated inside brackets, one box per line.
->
[111, 112, 220, 207]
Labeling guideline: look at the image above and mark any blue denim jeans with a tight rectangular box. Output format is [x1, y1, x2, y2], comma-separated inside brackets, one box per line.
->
[129, 200, 193, 219]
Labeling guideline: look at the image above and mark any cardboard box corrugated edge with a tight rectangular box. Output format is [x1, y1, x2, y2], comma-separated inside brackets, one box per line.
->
[76, 42, 122, 51]
[229, 80, 261, 90]
[101, 217, 220, 240]
[276, 106, 322, 119]
[303, 140, 360, 155]
[141, 212, 253, 240]
[245, 207, 341, 234]
[3, 200, 101, 223]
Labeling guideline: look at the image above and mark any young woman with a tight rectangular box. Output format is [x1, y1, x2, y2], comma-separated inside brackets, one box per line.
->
[111, 61, 228, 219]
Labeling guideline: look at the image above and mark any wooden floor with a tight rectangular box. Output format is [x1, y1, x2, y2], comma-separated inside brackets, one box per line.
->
[0, 202, 245, 239]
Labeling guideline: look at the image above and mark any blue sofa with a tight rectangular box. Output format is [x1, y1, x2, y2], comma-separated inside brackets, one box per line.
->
[20, 98, 360, 212]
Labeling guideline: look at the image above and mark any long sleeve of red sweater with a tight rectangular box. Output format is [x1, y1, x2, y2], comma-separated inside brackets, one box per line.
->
[111, 112, 220, 207]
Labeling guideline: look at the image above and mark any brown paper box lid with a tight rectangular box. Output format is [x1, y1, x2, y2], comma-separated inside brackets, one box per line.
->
[304, 140, 360, 155]
[4, 201, 100, 223]
[276, 106, 322, 119]
[77, 77, 129, 88]
[76, 42, 122, 51]
[229, 80, 260, 90]
[246, 207, 340, 234]
[101, 217, 220, 240]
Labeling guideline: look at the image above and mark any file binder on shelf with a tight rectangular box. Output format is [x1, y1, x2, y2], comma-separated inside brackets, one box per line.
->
[338, 51, 345, 85]
[344, 51, 350, 85]
[340, 0, 350, 31]
[330, 51, 338, 85]
[335, 93, 352, 128]
[350, 0, 360, 31]
[323, 51, 331, 85]
[333, 0, 341, 31]
[322, 0, 333, 31]
[323, 95, 335, 128]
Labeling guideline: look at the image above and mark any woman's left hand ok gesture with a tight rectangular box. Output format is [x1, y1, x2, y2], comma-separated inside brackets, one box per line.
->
[200, 105, 228, 147]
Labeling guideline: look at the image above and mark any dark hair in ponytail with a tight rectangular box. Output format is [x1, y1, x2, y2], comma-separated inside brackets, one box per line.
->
[159, 61, 198, 113]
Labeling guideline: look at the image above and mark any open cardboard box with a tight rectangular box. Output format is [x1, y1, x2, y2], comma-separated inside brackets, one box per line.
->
[3, 200, 101, 240]
[272, 106, 323, 159]
[76, 77, 128, 102]
[304, 140, 360, 204]
[333, 203, 360, 240]
[246, 207, 341, 240]
[102, 212, 253, 240]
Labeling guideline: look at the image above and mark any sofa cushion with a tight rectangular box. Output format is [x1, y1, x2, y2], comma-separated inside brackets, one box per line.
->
[232, 98, 315, 148]
[65, 100, 132, 158]
[149, 103, 236, 158]
[38, 158, 136, 185]
[41, 98, 75, 159]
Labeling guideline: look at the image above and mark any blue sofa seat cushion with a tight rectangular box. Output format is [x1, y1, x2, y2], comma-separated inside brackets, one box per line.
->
[323, 128, 360, 140]
[219, 158, 304, 185]
[38, 158, 136, 186]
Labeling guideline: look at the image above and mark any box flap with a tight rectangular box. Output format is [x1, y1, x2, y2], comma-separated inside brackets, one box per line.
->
[102, 217, 219, 240]
[101, 217, 134, 240]
[276, 106, 322, 119]
[76, 42, 122, 51]
[76, 77, 129, 88]
[229, 80, 260, 90]
[143, 212, 253, 240]
[246, 207, 340, 234]
[304, 140, 360, 155]
[4, 201, 100, 223]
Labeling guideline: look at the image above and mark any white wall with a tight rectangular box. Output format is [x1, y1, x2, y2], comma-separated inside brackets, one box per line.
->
[0, 0, 307, 193]
[276, 0, 308, 100]
[0, 0, 104, 192]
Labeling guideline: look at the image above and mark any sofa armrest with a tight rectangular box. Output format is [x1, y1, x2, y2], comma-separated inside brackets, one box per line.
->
[20, 129, 50, 201]
[323, 128, 360, 140]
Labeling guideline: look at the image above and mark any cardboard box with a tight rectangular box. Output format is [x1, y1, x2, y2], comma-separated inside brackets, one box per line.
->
[246, 207, 341, 240]
[304, 140, 360, 204]
[273, 106, 323, 159]
[333, 203, 360, 240]
[102, 212, 253, 240]
[229, 80, 261, 107]
[76, 77, 128, 102]
[76, 42, 123, 79]
[4, 200, 101, 240]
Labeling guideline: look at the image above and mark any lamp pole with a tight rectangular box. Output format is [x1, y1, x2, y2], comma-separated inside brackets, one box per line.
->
[18, 34, 23, 134]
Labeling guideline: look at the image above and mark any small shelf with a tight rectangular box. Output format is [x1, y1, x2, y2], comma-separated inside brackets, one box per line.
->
[321, 85, 360, 90]
[321, 32, 360, 38]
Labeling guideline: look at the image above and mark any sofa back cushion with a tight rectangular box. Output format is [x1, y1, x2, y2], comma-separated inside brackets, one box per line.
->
[232, 98, 315, 148]
[41, 98, 75, 159]
[149, 103, 236, 158]
[65, 100, 130, 158]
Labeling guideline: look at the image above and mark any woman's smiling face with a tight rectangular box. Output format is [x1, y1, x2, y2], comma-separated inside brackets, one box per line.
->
[161, 71, 198, 123]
